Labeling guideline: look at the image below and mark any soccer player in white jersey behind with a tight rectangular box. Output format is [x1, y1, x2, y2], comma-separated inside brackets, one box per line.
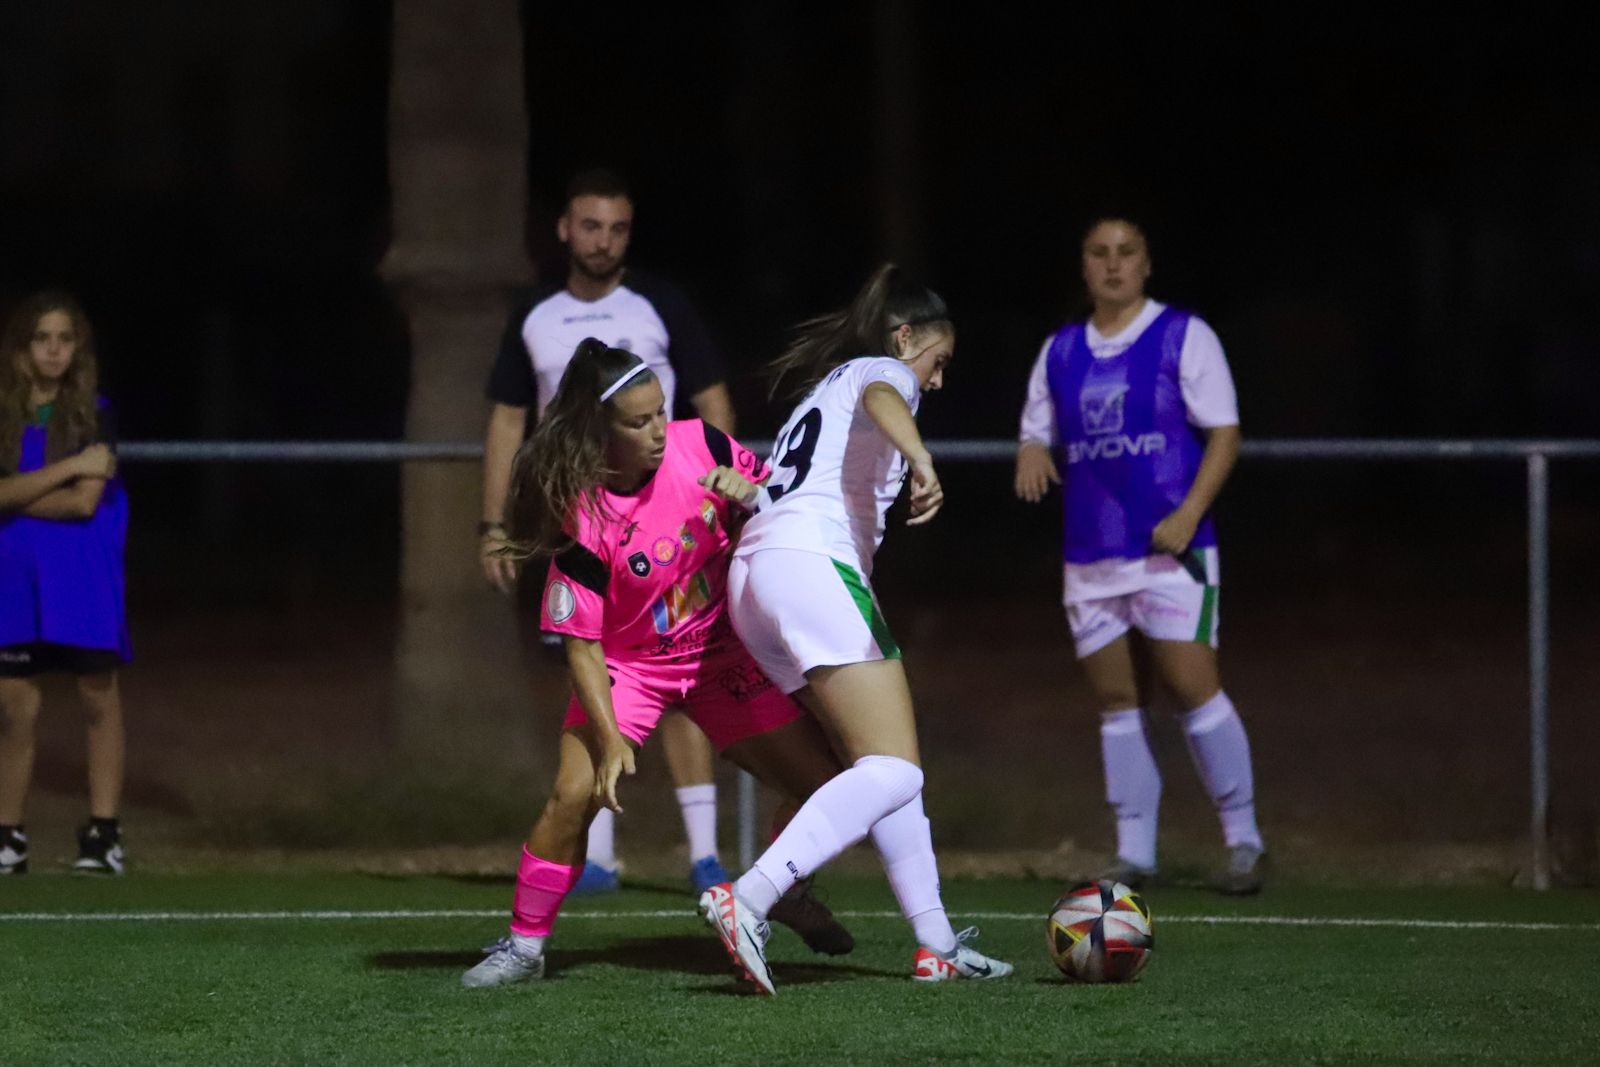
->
[479, 169, 735, 897]
[1015, 216, 1266, 894]
[700, 264, 1013, 992]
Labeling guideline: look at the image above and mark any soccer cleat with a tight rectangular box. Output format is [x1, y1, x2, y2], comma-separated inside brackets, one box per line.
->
[461, 934, 546, 987]
[767, 876, 855, 956]
[1217, 844, 1266, 896]
[1096, 857, 1158, 890]
[698, 881, 775, 996]
[0, 827, 27, 875]
[688, 855, 729, 895]
[912, 926, 1014, 983]
[568, 861, 620, 896]
[72, 821, 124, 875]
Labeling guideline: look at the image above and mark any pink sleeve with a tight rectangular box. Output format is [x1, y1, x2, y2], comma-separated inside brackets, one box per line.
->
[539, 516, 610, 638]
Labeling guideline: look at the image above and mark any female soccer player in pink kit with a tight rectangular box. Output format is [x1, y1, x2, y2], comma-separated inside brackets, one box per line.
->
[463, 338, 853, 987]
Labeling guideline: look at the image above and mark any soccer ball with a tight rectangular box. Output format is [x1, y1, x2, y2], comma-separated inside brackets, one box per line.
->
[1046, 879, 1153, 982]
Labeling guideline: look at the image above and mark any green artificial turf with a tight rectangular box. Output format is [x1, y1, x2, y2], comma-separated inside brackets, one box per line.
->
[3, 874, 1598, 1065]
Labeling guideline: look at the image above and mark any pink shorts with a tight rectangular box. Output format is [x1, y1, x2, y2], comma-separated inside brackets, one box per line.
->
[561, 642, 803, 751]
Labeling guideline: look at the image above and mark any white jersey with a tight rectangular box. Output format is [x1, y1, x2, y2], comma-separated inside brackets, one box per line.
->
[522, 285, 676, 416]
[735, 356, 921, 576]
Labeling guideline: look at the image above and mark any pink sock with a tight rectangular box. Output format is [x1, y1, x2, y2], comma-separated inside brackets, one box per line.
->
[510, 847, 580, 937]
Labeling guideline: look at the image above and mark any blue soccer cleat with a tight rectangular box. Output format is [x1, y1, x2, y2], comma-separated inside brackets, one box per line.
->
[568, 861, 620, 896]
[689, 855, 729, 895]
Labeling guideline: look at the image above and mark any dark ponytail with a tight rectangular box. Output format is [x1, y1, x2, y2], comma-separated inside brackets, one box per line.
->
[506, 337, 658, 557]
[767, 263, 951, 400]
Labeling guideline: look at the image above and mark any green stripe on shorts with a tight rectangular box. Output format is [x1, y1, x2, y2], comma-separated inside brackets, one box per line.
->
[830, 559, 902, 660]
[1195, 584, 1219, 644]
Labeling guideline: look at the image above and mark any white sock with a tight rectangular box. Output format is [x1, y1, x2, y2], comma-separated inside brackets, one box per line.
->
[869, 793, 957, 953]
[1181, 691, 1264, 851]
[736, 755, 924, 919]
[1100, 708, 1162, 870]
[676, 784, 719, 862]
[586, 806, 617, 868]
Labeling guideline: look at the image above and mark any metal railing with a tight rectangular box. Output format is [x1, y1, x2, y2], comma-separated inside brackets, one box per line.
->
[122, 437, 1600, 889]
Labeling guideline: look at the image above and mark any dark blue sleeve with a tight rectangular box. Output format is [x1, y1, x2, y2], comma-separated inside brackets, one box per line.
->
[486, 290, 539, 407]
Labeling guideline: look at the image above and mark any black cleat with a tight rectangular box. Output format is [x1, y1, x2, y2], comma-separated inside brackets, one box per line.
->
[0, 826, 27, 875]
[73, 820, 125, 875]
[768, 876, 855, 956]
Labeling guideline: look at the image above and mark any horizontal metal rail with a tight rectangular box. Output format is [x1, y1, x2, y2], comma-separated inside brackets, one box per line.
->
[117, 438, 1600, 463]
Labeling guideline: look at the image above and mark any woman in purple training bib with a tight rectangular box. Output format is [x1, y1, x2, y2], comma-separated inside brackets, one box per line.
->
[0, 292, 130, 876]
[1015, 218, 1265, 894]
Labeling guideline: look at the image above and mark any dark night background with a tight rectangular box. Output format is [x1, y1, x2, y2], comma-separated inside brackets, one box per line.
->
[2, 3, 1598, 863]
[6, 5, 1598, 446]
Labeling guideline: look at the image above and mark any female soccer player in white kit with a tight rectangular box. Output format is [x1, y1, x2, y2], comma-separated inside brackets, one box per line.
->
[1015, 217, 1265, 894]
[700, 264, 1013, 993]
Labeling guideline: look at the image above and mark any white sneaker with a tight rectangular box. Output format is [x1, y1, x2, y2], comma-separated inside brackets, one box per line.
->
[461, 933, 546, 988]
[912, 926, 1014, 982]
[698, 882, 775, 996]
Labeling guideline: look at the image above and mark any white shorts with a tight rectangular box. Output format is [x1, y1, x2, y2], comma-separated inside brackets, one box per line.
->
[1064, 548, 1221, 659]
[727, 548, 900, 694]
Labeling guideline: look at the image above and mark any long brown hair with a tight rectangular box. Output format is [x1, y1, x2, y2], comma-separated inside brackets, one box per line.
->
[507, 337, 658, 557]
[0, 292, 102, 475]
[767, 263, 951, 400]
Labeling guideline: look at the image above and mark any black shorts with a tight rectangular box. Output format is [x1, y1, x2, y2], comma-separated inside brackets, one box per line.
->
[0, 642, 124, 678]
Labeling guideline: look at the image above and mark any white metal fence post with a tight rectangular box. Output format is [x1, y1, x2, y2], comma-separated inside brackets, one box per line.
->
[1527, 453, 1552, 891]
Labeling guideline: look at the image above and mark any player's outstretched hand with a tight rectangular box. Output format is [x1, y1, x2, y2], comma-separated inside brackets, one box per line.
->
[480, 530, 519, 595]
[906, 457, 943, 526]
[594, 733, 637, 814]
[1151, 507, 1200, 555]
[1014, 442, 1060, 503]
[697, 465, 766, 509]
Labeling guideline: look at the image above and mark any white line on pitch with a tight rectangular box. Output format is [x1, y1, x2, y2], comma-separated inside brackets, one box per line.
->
[1, 908, 1597, 932]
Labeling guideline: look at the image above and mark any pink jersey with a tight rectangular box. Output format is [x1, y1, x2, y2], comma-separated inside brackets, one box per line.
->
[539, 420, 767, 661]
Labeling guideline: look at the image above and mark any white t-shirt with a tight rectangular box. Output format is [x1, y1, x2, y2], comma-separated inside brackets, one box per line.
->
[1016, 300, 1239, 603]
[736, 357, 921, 576]
[1017, 299, 1239, 447]
[521, 285, 676, 416]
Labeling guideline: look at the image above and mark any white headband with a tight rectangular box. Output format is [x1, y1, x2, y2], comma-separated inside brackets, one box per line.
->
[599, 362, 650, 402]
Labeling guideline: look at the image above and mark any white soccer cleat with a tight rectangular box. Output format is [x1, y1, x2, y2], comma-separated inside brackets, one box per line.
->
[698, 881, 775, 996]
[461, 933, 546, 988]
[912, 926, 1014, 982]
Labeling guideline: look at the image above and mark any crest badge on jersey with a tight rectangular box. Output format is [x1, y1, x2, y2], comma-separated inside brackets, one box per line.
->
[627, 551, 651, 578]
[544, 580, 576, 624]
[1081, 384, 1129, 436]
[652, 536, 678, 566]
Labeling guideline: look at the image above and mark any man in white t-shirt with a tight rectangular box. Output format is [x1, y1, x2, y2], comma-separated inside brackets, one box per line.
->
[477, 169, 735, 898]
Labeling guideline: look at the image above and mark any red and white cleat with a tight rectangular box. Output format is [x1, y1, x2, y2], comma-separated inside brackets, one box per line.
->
[912, 926, 1014, 982]
[698, 881, 776, 996]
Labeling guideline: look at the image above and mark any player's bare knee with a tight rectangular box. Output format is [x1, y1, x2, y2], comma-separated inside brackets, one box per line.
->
[0, 688, 41, 735]
[1091, 688, 1140, 715]
[76, 671, 117, 699]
